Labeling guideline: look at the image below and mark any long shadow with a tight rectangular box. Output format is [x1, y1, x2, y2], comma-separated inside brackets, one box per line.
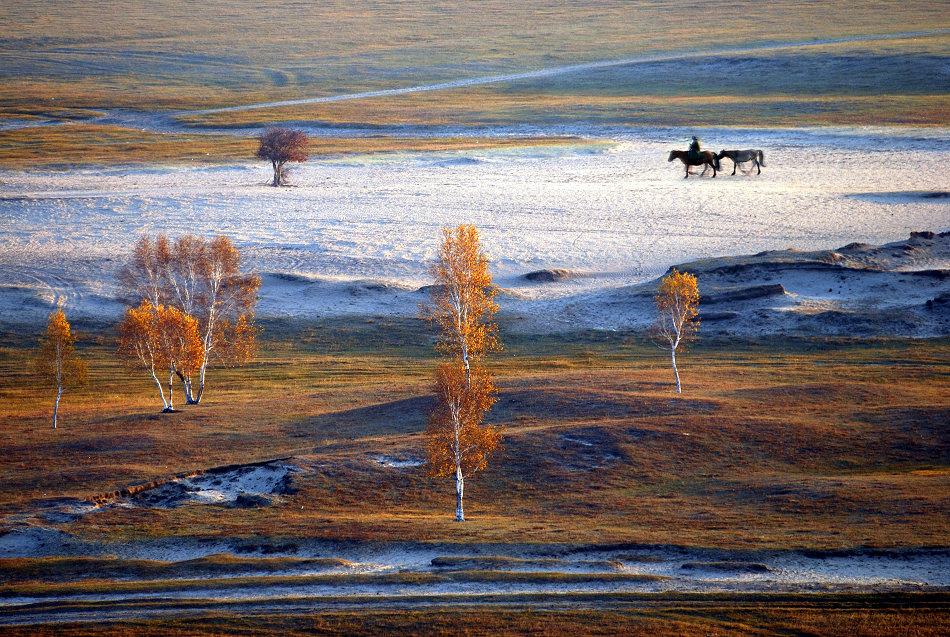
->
[288, 386, 717, 447]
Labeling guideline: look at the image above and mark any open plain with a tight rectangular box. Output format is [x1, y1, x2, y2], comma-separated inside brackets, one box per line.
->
[1, 0, 949, 634]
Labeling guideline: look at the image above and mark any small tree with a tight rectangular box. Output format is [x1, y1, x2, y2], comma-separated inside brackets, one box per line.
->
[35, 308, 87, 428]
[651, 268, 700, 393]
[118, 301, 203, 412]
[118, 234, 260, 404]
[422, 225, 503, 521]
[256, 126, 309, 186]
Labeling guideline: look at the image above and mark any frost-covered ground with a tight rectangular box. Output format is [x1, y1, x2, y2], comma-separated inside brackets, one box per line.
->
[1, 126, 948, 332]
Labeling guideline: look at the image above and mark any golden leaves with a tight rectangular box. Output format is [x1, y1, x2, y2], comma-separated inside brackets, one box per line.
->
[118, 301, 204, 378]
[423, 225, 503, 483]
[425, 361, 502, 478]
[653, 267, 700, 346]
[118, 233, 261, 402]
[424, 224, 501, 365]
[35, 308, 87, 390]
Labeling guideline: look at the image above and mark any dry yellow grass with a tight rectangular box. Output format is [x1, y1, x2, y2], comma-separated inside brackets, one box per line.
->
[0, 125, 593, 167]
[2, 322, 947, 550]
[1, 1, 947, 125]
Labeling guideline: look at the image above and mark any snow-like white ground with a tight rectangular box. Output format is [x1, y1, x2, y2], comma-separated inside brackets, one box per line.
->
[1, 126, 948, 328]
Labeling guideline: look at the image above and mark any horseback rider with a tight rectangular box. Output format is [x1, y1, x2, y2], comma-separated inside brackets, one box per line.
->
[687, 136, 701, 163]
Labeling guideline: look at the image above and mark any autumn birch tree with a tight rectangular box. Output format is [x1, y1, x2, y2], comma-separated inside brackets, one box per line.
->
[118, 234, 260, 404]
[422, 225, 502, 521]
[118, 301, 203, 412]
[34, 309, 87, 429]
[651, 268, 700, 393]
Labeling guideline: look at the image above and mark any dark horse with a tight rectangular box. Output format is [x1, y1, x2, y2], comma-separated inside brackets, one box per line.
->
[668, 149, 719, 178]
[716, 149, 766, 175]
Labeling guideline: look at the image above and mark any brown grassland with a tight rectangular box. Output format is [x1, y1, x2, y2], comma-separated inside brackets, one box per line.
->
[1, 321, 947, 549]
[2, 594, 950, 636]
[1, 320, 949, 633]
[1, 1, 947, 167]
[2, 1, 946, 112]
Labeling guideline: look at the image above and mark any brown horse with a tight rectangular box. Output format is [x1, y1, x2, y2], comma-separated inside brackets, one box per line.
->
[668, 149, 719, 178]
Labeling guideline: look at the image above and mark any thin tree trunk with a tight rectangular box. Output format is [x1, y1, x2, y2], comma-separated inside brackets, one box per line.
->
[194, 361, 208, 404]
[672, 348, 681, 393]
[177, 370, 197, 405]
[53, 386, 63, 429]
[166, 371, 175, 412]
[150, 369, 169, 411]
[455, 467, 465, 522]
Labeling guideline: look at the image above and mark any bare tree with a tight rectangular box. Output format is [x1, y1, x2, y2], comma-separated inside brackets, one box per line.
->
[651, 268, 700, 393]
[34, 308, 87, 428]
[256, 126, 309, 186]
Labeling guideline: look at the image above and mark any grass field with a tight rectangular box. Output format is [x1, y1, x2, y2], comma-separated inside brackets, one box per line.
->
[2, 321, 948, 550]
[3, 1, 946, 111]
[0, 125, 590, 168]
[2, 321, 949, 630]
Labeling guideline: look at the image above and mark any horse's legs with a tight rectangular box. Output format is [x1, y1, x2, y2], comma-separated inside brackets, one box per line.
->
[732, 160, 737, 176]
[755, 159, 761, 175]
[711, 160, 716, 178]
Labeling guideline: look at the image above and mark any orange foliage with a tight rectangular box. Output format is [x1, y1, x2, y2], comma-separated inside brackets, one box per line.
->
[425, 361, 502, 479]
[118, 233, 260, 403]
[424, 224, 500, 372]
[654, 268, 700, 346]
[34, 308, 87, 428]
[423, 225, 503, 520]
[118, 301, 203, 411]
[652, 268, 700, 392]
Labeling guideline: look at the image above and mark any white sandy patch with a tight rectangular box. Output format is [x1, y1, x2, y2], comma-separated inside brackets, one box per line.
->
[371, 454, 424, 468]
[103, 461, 296, 510]
[1, 127, 948, 333]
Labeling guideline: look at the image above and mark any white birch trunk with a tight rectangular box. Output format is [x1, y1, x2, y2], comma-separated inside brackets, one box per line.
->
[455, 466, 465, 522]
[52, 386, 63, 429]
[672, 348, 681, 393]
[150, 369, 169, 411]
[166, 370, 175, 412]
[178, 371, 196, 405]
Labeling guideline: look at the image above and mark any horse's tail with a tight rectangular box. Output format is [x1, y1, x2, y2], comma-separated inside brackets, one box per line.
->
[757, 150, 766, 167]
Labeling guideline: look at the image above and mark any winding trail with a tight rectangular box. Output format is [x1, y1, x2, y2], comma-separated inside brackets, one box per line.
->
[192, 30, 950, 115]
